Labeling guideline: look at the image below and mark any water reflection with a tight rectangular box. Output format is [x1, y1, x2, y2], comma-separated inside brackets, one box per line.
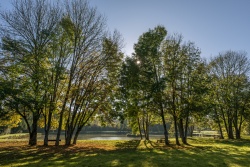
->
[39, 133, 164, 140]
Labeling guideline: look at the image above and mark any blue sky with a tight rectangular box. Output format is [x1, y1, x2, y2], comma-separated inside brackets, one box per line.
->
[88, 0, 250, 59]
[1, 0, 250, 59]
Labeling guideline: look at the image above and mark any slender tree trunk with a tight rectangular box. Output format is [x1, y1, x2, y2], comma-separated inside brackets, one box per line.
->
[228, 118, 234, 139]
[65, 127, 73, 145]
[56, 83, 71, 146]
[160, 106, 169, 145]
[44, 111, 52, 146]
[189, 125, 194, 137]
[145, 116, 149, 140]
[234, 114, 243, 139]
[178, 118, 186, 144]
[137, 118, 143, 140]
[173, 115, 180, 145]
[183, 114, 189, 144]
[220, 107, 229, 138]
[142, 115, 150, 140]
[73, 127, 82, 145]
[235, 127, 241, 139]
[142, 117, 146, 139]
[214, 107, 224, 139]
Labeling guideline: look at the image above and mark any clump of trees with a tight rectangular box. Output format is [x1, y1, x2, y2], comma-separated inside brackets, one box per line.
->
[0, 0, 123, 146]
[1, 0, 250, 147]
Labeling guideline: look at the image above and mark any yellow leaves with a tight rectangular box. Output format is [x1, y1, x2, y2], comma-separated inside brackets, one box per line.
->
[0, 112, 21, 128]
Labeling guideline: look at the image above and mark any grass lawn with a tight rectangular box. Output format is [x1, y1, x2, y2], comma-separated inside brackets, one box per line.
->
[0, 137, 250, 167]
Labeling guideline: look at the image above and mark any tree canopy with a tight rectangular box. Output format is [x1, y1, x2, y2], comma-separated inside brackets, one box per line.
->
[1, 0, 250, 147]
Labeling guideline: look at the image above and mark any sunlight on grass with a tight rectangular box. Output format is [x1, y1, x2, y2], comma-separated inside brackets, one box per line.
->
[111, 159, 121, 166]
[1, 138, 250, 167]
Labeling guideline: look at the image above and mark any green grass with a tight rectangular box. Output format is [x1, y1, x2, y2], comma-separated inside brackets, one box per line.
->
[0, 133, 29, 139]
[0, 138, 250, 167]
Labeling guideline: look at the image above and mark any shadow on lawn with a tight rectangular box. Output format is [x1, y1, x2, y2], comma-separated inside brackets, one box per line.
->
[214, 138, 250, 147]
[115, 140, 140, 151]
[1, 139, 250, 167]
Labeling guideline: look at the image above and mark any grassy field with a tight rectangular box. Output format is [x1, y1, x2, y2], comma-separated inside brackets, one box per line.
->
[0, 137, 250, 167]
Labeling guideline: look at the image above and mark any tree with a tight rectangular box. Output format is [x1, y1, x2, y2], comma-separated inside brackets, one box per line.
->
[209, 51, 250, 139]
[120, 57, 143, 139]
[0, 0, 61, 145]
[53, 0, 123, 146]
[161, 34, 203, 145]
[132, 25, 169, 142]
[41, 16, 72, 146]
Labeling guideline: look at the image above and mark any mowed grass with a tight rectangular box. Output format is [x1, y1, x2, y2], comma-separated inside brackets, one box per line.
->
[0, 137, 250, 167]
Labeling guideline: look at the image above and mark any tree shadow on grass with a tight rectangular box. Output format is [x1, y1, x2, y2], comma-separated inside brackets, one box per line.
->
[213, 138, 250, 147]
[115, 140, 140, 151]
[0, 142, 111, 167]
[1, 139, 250, 167]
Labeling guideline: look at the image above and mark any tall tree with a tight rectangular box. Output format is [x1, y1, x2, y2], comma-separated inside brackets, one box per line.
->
[0, 0, 60, 145]
[42, 15, 72, 146]
[161, 34, 203, 145]
[133, 25, 168, 141]
[209, 51, 250, 139]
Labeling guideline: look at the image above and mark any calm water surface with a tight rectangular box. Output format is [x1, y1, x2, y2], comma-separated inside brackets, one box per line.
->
[38, 133, 164, 140]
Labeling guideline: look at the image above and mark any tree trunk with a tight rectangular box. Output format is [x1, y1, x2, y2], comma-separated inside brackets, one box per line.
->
[73, 127, 82, 145]
[236, 114, 244, 139]
[178, 118, 186, 144]
[228, 119, 234, 139]
[160, 107, 169, 145]
[56, 80, 72, 146]
[145, 118, 149, 140]
[44, 111, 52, 146]
[235, 127, 241, 139]
[173, 115, 180, 145]
[183, 114, 189, 144]
[65, 122, 75, 146]
[29, 114, 39, 146]
[137, 118, 143, 140]
[234, 111, 244, 140]
[56, 111, 64, 146]
[215, 107, 224, 139]
[142, 117, 149, 140]
[189, 125, 194, 137]
[178, 119, 183, 138]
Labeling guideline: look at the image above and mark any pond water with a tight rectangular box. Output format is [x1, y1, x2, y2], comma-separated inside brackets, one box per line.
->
[38, 133, 164, 140]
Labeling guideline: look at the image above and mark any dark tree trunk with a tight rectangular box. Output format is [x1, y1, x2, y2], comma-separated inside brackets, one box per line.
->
[236, 115, 243, 139]
[65, 124, 74, 146]
[178, 119, 184, 138]
[218, 120, 224, 139]
[73, 127, 82, 145]
[145, 120, 149, 140]
[56, 81, 72, 146]
[29, 114, 39, 146]
[137, 118, 143, 140]
[142, 117, 149, 140]
[179, 118, 187, 144]
[183, 114, 189, 144]
[189, 125, 194, 137]
[173, 115, 180, 145]
[56, 106, 66, 146]
[160, 108, 169, 145]
[44, 111, 52, 146]
[215, 107, 224, 139]
[228, 119, 234, 139]
[235, 128, 241, 139]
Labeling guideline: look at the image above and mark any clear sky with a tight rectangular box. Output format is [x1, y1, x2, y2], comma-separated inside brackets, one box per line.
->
[88, 0, 250, 59]
[1, 0, 250, 59]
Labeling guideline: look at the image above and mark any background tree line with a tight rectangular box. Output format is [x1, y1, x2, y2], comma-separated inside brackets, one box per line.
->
[0, 0, 250, 146]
